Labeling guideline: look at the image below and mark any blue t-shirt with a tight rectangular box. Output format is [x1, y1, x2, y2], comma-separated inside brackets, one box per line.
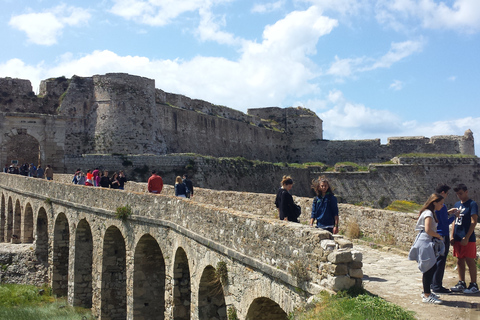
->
[435, 204, 455, 236]
[453, 199, 478, 242]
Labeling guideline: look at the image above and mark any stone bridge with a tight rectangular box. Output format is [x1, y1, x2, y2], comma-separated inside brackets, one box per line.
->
[0, 173, 362, 320]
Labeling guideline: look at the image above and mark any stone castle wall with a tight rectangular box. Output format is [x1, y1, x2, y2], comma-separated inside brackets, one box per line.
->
[0, 73, 475, 171]
[61, 154, 480, 209]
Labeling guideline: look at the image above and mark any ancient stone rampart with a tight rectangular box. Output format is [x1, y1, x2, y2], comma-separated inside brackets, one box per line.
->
[62, 154, 480, 209]
[0, 73, 475, 171]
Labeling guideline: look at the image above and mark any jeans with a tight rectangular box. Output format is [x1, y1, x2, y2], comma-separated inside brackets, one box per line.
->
[431, 234, 450, 290]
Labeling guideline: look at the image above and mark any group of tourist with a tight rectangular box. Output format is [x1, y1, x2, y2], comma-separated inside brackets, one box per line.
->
[4, 163, 53, 180]
[275, 175, 339, 233]
[72, 168, 127, 190]
[147, 171, 194, 198]
[409, 183, 478, 304]
[275, 174, 478, 305]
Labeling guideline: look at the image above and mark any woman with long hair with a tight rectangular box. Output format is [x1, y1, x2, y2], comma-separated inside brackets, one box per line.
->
[310, 176, 339, 234]
[175, 176, 188, 198]
[408, 193, 445, 304]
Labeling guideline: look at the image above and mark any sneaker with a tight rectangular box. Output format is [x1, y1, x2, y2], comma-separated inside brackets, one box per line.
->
[422, 294, 443, 304]
[464, 283, 479, 294]
[420, 292, 441, 299]
[431, 287, 451, 294]
[451, 281, 467, 292]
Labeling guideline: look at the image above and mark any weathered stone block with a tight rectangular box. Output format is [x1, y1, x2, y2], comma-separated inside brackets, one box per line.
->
[348, 268, 363, 279]
[327, 250, 353, 264]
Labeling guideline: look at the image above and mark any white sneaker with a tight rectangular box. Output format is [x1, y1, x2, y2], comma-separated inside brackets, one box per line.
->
[422, 294, 442, 304]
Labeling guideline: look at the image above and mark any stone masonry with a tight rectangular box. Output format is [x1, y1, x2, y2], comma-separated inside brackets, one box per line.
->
[0, 173, 363, 319]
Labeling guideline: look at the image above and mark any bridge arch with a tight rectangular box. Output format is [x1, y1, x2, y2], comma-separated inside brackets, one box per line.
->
[73, 218, 93, 308]
[245, 297, 288, 320]
[35, 207, 49, 264]
[13, 198, 21, 241]
[6, 197, 13, 241]
[173, 246, 191, 320]
[1, 194, 5, 241]
[133, 233, 165, 319]
[101, 225, 127, 320]
[198, 265, 227, 320]
[52, 212, 69, 296]
[22, 202, 34, 243]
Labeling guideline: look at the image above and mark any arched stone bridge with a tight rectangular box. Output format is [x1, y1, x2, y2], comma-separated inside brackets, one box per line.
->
[0, 173, 361, 319]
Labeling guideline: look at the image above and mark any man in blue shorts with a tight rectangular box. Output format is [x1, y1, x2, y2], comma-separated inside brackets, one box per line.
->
[450, 184, 479, 293]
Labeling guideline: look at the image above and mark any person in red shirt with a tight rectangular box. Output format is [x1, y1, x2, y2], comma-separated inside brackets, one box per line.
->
[147, 171, 163, 194]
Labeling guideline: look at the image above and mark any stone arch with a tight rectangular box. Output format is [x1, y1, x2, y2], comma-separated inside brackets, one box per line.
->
[52, 212, 69, 296]
[101, 225, 127, 320]
[13, 199, 21, 242]
[22, 202, 34, 243]
[173, 247, 191, 320]
[0, 194, 5, 242]
[73, 219, 93, 308]
[6, 197, 13, 241]
[198, 265, 226, 320]
[133, 233, 165, 320]
[245, 297, 288, 320]
[2, 130, 42, 166]
[35, 207, 48, 264]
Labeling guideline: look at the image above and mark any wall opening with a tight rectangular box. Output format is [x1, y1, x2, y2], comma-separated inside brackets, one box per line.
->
[22, 203, 34, 243]
[173, 247, 191, 320]
[13, 199, 21, 242]
[0, 194, 5, 242]
[36, 207, 48, 265]
[198, 265, 226, 320]
[101, 226, 127, 320]
[245, 297, 288, 320]
[4, 131, 41, 166]
[73, 219, 93, 308]
[52, 212, 69, 296]
[133, 234, 165, 320]
[6, 197, 13, 241]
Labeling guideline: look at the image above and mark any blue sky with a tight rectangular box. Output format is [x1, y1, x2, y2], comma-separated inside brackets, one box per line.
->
[1, 0, 479, 155]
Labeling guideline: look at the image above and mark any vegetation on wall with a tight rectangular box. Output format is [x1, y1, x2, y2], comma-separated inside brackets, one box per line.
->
[115, 205, 132, 221]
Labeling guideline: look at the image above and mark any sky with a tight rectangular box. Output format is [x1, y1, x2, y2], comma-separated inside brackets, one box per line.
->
[1, 0, 479, 155]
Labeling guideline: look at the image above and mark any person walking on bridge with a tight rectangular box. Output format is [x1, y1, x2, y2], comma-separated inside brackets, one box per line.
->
[147, 171, 163, 194]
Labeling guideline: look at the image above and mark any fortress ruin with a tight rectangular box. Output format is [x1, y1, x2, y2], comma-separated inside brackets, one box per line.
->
[0, 73, 475, 170]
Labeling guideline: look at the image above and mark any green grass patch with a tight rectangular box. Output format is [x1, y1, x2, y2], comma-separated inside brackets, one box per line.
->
[384, 200, 421, 213]
[0, 284, 94, 320]
[291, 288, 415, 320]
[397, 153, 477, 158]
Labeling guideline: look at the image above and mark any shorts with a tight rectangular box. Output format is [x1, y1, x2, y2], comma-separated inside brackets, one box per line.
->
[453, 241, 477, 259]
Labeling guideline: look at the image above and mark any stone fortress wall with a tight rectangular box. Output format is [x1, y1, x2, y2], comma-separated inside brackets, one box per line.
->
[62, 153, 480, 209]
[0, 73, 475, 170]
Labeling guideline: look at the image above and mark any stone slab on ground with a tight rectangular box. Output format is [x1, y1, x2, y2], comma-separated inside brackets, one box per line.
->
[358, 244, 480, 320]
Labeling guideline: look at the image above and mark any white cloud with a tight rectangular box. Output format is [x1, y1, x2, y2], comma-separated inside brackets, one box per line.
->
[300, 0, 369, 16]
[2, 6, 338, 110]
[327, 39, 424, 77]
[448, 76, 457, 81]
[251, 1, 285, 13]
[109, 0, 232, 26]
[315, 89, 480, 155]
[195, 7, 242, 45]
[376, 0, 480, 33]
[389, 79, 403, 90]
[8, 5, 91, 46]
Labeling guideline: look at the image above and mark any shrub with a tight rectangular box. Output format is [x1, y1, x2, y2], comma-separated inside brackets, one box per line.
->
[227, 306, 239, 320]
[345, 220, 361, 239]
[115, 205, 132, 221]
[289, 260, 311, 284]
[216, 261, 228, 286]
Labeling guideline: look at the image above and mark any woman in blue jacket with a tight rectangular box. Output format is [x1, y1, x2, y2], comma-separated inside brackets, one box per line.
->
[310, 176, 339, 234]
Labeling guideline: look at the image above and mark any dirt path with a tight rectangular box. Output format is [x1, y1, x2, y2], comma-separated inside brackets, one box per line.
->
[357, 244, 480, 320]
